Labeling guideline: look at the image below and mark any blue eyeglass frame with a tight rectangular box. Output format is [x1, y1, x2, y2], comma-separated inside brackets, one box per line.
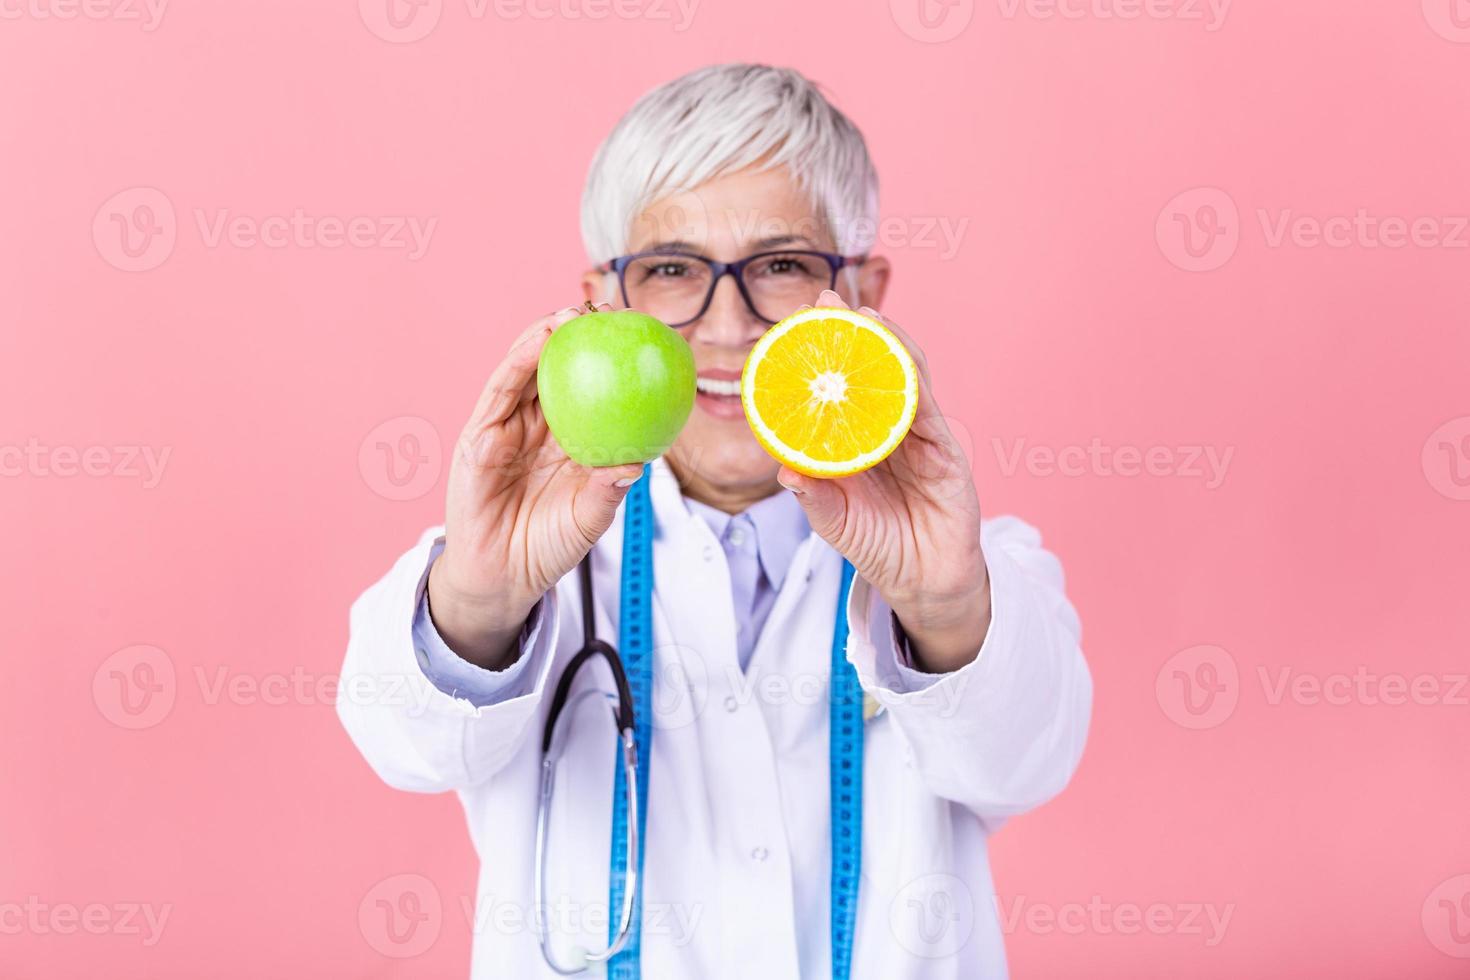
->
[598, 249, 867, 327]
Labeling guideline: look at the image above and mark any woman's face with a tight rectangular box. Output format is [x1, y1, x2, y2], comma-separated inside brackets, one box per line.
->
[584, 167, 889, 505]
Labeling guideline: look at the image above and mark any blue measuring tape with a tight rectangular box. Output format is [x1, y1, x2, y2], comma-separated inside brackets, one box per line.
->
[606, 466, 864, 978]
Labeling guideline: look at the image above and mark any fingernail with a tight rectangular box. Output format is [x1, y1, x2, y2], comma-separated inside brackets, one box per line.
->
[615, 477, 639, 488]
[779, 481, 804, 495]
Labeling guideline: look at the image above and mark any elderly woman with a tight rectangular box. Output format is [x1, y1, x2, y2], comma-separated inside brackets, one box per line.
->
[339, 63, 1091, 980]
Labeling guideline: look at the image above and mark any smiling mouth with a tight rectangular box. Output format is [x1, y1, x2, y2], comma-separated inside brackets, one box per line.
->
[696, 377, 741, 397]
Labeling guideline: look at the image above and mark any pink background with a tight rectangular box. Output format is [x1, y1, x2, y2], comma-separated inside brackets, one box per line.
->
[3, 0, 1469, 976]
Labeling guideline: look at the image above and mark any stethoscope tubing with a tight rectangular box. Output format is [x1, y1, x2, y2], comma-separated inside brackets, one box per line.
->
[534, 556, 641, 974]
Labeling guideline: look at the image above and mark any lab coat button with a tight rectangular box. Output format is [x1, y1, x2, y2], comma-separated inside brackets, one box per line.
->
[750, 846, 769, 862]
[723, 696, 738, 712]
[702, 545, 715, 562]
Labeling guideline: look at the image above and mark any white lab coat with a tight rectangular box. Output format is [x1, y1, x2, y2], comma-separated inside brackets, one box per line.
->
[338, 457, 1092, 979]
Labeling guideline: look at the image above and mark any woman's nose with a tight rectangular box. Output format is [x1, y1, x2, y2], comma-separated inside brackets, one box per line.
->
[686, 275, 766, 347]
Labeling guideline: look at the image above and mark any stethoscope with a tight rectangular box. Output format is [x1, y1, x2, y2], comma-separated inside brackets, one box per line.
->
[533, 556, 639, 975]
[529, 468, 863, 979]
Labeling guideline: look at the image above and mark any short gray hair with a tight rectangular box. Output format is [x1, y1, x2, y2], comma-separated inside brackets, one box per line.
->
[580, 63, 880, 266]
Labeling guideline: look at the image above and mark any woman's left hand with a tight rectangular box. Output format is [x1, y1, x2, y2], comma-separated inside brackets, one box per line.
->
[777, 290, 991, 673]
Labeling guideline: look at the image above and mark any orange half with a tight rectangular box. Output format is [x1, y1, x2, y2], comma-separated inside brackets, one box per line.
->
[741, 307, 919, 477]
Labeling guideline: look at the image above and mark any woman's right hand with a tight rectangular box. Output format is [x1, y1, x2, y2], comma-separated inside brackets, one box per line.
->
[426, 304, 645, 668]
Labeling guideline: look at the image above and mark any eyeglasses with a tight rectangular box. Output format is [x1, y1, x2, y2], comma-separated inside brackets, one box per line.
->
[600, 249, 865, 328]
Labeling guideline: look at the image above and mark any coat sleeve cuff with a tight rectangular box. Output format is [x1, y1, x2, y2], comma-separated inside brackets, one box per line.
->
[844, 551, 1012, 716]
[411, 537, 555, 708]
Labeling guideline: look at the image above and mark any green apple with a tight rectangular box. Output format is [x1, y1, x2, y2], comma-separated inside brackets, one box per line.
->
[537, 307, 696, 467]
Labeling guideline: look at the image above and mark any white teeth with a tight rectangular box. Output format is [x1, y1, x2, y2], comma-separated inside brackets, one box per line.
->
[696, 377, 741, 397]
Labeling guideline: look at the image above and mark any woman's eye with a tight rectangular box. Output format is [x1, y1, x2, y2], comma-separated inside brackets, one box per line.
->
[754, 256, 811, 278]
[651, 262, 688, 278]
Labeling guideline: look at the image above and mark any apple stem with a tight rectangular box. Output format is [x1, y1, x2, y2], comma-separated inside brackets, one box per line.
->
[584, 300, 598, 314]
